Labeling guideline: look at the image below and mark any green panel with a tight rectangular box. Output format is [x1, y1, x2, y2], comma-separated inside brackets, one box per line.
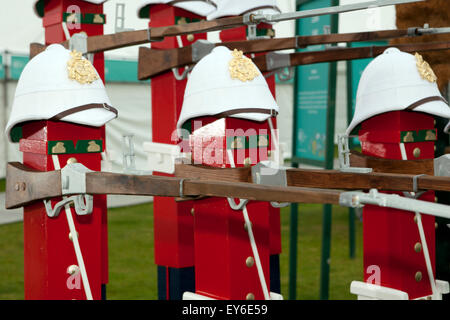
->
[293, 0, 338, 166]
[0, 54, 4, 79]
[10, 56, 28, 80]
[105, 59, 146, 83]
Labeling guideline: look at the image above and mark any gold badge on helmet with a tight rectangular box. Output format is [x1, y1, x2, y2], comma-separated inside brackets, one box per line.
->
[67, 50, 99, 84]
[415, 52, 437, 83]
[229, 49, 259, 82]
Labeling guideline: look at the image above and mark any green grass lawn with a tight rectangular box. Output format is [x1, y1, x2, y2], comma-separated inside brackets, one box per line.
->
[0, 202, 362, 300]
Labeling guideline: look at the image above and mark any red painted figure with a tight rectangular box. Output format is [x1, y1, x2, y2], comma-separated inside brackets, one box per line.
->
[346, 48, 450, 299]
[177, 46, 280, 299]
[212, 1, 282, 293]
[5, 40, 116, 299]
[137, 0, 217, 300]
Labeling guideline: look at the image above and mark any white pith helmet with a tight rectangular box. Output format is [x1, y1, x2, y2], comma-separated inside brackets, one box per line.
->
[177, 46, 278, 130]
[33, 0, 109, 18]
[207, 0, 280, 21]
[5, 44, 117, 143]
[346, 47, 450, 136]
[137, 0, 217, 18]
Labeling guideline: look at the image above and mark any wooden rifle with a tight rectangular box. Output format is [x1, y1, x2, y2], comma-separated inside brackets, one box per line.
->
[137, 26, 450, 79]
[29, 0, 423, 58]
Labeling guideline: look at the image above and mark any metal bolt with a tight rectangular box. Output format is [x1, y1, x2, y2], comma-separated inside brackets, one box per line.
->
[246, 256, 255, 268]
[246, 293, 255, 300]
[67, 265, 80, 275]
[415, 271, 423, 282]
[413, 147, 421, 158]
[190, 208, 195, 216]
[414, 242, 422, 253]
[67, 157, 78, 164]
[187, 34, 194, 42]
[69, 231, 79, 241]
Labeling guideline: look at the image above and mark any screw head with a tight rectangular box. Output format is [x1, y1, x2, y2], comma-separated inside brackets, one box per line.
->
[246, 293, 255, 300]
[67, 157, 78, 164]
[414, 242, 422, 253]
[415, 271, 423, 282]
[69, 231, 79, 241]
[246, 256, 255, 268]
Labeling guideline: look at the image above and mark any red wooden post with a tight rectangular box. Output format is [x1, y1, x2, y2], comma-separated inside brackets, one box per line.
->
[189, 116, 274, 300]
[177, 45, 280, 300]
[359, 111, 436, 299]
[214, 5, 282, 293]
[346, 48, 450, 299]
[138, 2, 214, 300]
[31, 0, 109, 299]
[21, 121, 105, 300]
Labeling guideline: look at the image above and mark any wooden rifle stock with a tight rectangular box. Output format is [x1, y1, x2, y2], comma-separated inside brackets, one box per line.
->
[253, 41, 450, 72]
[6, 155, 450, 210]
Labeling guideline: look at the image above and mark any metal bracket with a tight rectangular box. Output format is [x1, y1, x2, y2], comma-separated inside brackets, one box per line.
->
[339, 188, 450, 219]
[69, 32, 88, 54]
[61, 162, 93, 195]
[122, 135, 153, 175]
[172, 66, 193, 81]
[44, 194, 93, 218]
[252, 161, 289, 208]
[276, 67, 295, 82]
[227, 198, 249, 211]
[44, 162, 94, 218]
[265, 52, 291, 72]
[191, 40, 215, 62]
[337, 134, 372, 173]
[434, 154, 450, 177]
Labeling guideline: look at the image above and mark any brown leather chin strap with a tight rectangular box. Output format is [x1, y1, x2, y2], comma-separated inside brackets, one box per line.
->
[49, 103, 118, 121]
[214, 108, 278, 119]
[168, 0, 217, 8]
[405, 96, 448, 111]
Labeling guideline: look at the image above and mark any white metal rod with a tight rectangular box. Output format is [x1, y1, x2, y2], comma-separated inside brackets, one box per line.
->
[256, 0, 423, 23]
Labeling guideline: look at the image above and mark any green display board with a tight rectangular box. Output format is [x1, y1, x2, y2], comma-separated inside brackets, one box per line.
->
[292, 0, 338, 167]
[0, 55, 4, 79]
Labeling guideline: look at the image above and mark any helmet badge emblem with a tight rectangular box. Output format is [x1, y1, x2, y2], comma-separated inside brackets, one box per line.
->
[67, 50, 99, 84]
[415, 53, 437, 83]
[229, 49, 259, 82]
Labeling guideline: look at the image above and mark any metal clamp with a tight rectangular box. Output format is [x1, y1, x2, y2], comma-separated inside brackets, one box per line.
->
[44, 194, 93, 218]
[227, 198, 249, 211]
[69, 32, 88, 54]
[337, 134, 372, 173]
[265, 52, 291, 72]
[252, 161, 289, 208]
[339, 188, 450, 219]
[191, 40, 215, 62]
[147, 27, 164, 43]
[172, 66, 193, 80]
